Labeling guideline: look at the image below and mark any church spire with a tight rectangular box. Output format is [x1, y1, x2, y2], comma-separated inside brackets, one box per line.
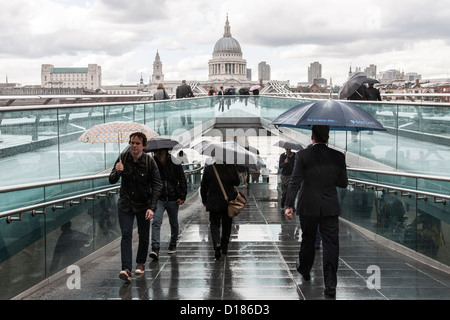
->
[223, 14, 231, 37]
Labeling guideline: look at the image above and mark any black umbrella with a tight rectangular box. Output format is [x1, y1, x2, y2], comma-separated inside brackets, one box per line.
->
[270, 99, 386, 132]
[274, 140, 303, 151]
[192, 140, 260, 170]
[121, 137, 181, 154]
[145, 137, 181, 151]
[339, 72, 379, 100]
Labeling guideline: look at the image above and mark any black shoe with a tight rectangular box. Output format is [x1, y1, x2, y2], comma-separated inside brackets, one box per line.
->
[166, 245, 176, 254]
[324, 286, 336, 297]
[296, 258, 310, 281]
[215, 246, 222, 259]
[149, 248, 159, 260]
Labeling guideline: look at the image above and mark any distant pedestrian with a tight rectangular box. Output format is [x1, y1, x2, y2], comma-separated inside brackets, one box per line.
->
[366, 83, 382, 101]
[176, 80, 194, 125]
[176, 80, 194, 99]
[154, 83, 170, 134]
[278, 148, 296, 210]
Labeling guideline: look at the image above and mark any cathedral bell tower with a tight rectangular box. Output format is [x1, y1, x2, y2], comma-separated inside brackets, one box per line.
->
[151, 50, 164, 83]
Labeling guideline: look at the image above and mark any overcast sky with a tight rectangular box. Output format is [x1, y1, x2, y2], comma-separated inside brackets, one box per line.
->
[1, 0, 450, 87]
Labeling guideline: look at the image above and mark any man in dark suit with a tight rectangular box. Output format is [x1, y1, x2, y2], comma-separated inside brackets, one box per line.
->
[284, 125, 348, 297]
[176, 80, 194, 125]
[176, 80, 194, 98]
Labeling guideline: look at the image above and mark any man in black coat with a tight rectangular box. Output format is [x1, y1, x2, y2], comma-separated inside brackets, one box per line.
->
[284, 125, 348, 297]
[176, 80, 194, 98]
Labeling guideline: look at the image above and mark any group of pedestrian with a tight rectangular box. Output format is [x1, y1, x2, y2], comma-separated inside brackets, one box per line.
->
[109, 123, 348, 298]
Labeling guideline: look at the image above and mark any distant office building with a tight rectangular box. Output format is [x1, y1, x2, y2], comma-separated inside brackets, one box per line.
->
[364, 64, 377, 79]
[308, 61, 322, 83]
[41, 64, 102, 90]
[258, 61, 271, 82]
[405, 72, 422, 82]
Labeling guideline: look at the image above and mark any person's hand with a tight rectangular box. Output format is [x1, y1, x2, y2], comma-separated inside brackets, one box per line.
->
[145, 209, 154, 220]
[285, 207, 293, 220]
[115, 160, 124, 173]
[177, 199, 185, 205]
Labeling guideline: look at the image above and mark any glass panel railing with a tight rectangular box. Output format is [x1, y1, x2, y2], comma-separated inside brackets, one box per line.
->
[344, 169, 450, 268]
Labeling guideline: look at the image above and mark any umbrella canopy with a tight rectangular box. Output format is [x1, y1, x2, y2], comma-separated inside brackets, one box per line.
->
[145, 137, 181, 152]
[270, 99, 386, 132]
[78, 121, 158, 144]
[274, 140, 303, 151]
[250, 85, 261, 91]
[338, 72, 379, 100]
[192, 140, 260, 169]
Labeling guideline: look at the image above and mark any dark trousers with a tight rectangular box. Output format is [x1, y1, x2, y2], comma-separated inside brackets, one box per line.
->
[209, 209, 232, 250]
[298, 214, 339, 288]
[118, 207, 150, 271]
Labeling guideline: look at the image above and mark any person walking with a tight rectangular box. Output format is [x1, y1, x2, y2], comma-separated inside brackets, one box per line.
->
[200, 162, 240, 259]
[176, 80, 194, 125]
[284, 125, 348, 297]
[153, 83, 170, 134]
[109, 132, 162, 282]
[366, 83, 382, 101]
[176, 80, 194, 99]
[149, 148, 187, 259]
[278, 147, 296, 210]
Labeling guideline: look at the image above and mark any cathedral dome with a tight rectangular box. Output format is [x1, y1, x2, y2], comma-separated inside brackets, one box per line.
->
[212, 16, 242, 55]
[213, 36, 242, 54]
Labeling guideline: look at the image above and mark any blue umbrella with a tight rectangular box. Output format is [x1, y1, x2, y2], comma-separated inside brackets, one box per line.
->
[270, 99, 386, 132]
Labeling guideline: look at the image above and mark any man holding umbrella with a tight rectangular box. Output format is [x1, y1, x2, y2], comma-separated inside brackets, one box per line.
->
[284, 125, 348, 297]
[109, 132, 163, 281]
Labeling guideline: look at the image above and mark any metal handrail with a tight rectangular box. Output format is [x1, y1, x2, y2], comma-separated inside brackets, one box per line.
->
[1, 164, 204, 223]
[348, 179, 448, 205]
[347, 167, 450, 182]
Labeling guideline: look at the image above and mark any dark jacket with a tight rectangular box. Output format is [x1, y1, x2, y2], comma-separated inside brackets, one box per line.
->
[200, 164, 240, 212]
[348, 84, 367, 100]
[176, 84, 194, 98]
[154, 156, 187, 202]
[279, 152, 296, 175]
[366, 86, 382, 101]
[109, 152, 162, 212]
[285, 143, 348, 217]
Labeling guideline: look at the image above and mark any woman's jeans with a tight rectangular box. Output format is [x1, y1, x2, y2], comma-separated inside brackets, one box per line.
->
[118, 207, 150, 271]
[151, 200, 180, 249]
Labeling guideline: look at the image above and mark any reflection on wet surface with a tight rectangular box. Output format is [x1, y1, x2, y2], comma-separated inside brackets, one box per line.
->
[21, 184, 450, 300]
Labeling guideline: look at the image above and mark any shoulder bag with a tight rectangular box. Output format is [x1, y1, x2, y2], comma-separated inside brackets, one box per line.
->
[212, 164, 247, 217]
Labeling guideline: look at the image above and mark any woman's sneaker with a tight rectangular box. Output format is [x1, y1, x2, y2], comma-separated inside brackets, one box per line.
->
[119, 269, 132, 281]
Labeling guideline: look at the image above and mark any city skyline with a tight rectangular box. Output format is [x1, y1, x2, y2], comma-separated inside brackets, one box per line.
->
[1, 0, 449, 87]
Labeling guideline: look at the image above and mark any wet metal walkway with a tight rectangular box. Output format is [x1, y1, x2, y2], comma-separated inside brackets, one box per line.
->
[18, 183, 450, 301]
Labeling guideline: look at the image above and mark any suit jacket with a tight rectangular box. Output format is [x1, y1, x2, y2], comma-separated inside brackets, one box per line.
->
[176, 84, 194, 98]
[285, 143, 348, 217]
